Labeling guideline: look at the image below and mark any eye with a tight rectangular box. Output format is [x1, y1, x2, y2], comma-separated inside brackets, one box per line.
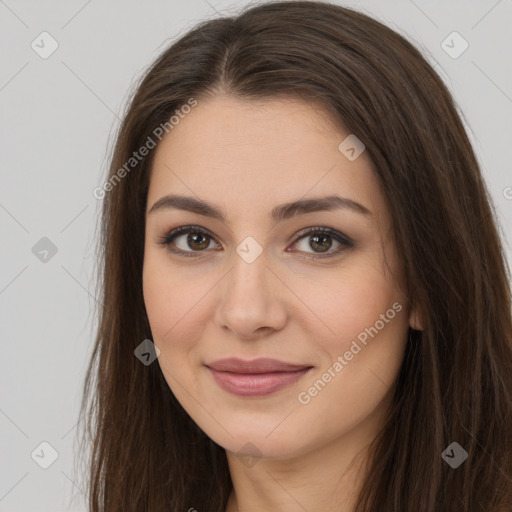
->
[289, 227, 353, 259]
[158, 225, 353, 259]
[158, 225, 220, 258]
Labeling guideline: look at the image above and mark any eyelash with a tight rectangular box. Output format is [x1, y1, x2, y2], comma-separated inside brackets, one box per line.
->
[158, 225, 353, 260]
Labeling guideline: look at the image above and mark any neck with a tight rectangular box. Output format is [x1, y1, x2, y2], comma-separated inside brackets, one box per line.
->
[224, 423, 379, 512]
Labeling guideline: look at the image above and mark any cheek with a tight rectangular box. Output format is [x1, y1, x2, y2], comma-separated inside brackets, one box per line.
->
[292, 293, 408, 452]
[142, 253, 208, 350]
[142, 257, 210, 403]
[294, 260, 402, 345]
[292, 258, 408, 404]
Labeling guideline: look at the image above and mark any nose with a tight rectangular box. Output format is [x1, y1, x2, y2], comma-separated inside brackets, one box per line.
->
[213, 248, 287, 341]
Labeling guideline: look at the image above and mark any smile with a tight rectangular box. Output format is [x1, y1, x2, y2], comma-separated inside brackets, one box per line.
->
[205, 358, 313, 397]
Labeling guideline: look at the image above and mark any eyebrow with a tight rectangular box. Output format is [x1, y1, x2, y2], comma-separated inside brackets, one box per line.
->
[147, 194, 372, 222]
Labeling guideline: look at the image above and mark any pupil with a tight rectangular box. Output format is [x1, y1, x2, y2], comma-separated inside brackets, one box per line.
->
[310, 234, 331, 252]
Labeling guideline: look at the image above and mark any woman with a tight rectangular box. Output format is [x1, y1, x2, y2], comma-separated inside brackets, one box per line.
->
[77, 1, 512, 510]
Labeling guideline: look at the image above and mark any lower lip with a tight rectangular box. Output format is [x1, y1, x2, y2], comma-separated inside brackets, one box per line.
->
[206, 367, 312, 397]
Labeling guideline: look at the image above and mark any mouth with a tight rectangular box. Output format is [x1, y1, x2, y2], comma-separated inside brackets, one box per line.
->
[205, 358, 314, 397]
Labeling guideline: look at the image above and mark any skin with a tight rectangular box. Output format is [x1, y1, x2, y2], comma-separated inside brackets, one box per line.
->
[142, 94, 423, 512]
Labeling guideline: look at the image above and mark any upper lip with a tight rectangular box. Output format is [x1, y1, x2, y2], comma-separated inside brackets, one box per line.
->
[206, 358, 312, 374]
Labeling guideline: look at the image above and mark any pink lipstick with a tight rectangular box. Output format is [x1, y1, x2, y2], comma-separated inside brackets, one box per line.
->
[205, 358, 313, 397]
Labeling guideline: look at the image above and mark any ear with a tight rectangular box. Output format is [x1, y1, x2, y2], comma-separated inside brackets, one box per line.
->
[408, 303, 424, 331]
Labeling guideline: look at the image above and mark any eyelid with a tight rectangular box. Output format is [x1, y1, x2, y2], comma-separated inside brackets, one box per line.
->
[158, 224, 353, 259]
[157, 225, 220, 258]
[288, 226, 353, 260]
[292, 226, 354, 246]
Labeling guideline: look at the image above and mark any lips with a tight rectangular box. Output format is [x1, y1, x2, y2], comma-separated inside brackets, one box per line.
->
[205, 358, 313, 397]
[206, 357, 311, 373]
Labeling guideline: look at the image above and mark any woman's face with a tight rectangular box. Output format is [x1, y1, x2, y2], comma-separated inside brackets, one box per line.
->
[143, 94, 421, 461]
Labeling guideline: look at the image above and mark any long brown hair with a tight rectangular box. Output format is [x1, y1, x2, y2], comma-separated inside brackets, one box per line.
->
[75, 1, 512, 510]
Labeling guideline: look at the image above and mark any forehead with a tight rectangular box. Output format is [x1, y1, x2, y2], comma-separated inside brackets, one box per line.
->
[147, 94, 385, 224]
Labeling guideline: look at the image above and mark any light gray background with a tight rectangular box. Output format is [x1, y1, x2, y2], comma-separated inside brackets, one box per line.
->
[1, 1, 511, 511]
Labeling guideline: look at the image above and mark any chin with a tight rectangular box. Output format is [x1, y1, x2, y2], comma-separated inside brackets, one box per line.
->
[203, 415, 318, 462]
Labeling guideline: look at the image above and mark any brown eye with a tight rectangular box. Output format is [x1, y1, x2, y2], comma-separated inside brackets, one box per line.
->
[291, 227, 353, 259]
[186, 232, 210, 251]
[308, 233, 333, 253]
[159, 225, 352, 260]
[159, 226, 218, 257]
